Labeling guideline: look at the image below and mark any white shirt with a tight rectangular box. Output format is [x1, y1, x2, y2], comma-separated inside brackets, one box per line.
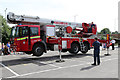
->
[111, 40, 116, 44]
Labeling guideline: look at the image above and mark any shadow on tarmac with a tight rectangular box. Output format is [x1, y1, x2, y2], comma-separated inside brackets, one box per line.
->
[1, 53, 93, 67]
[80, 65, 96, 71]
[1, 50, 110, 67]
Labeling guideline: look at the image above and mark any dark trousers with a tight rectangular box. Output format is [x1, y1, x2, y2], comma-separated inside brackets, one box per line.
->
[112, 43, 114, 50]
[94, 52, 100, 65]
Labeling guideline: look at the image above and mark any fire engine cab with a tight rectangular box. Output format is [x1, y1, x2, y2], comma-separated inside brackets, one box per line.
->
[7, 12, 97, 56]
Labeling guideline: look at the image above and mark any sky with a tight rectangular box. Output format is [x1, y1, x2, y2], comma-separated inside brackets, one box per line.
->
[0, 0, 119, 32]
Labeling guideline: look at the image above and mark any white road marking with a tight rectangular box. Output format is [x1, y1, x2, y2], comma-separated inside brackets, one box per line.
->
[26, 58, 62, 68]
[0, 63, 20, 76]
[102, 58, 118, 62]
[39, 61, 62, 68]
[7, 67, 61, 78]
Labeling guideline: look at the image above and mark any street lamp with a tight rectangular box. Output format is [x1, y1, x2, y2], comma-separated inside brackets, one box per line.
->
[4, 8, 7, 20]
[74, 15, 78, 22]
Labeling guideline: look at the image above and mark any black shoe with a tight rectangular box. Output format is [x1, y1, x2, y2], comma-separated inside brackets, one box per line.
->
[98, 63, 100, 65]
[91, 63, 96, 65]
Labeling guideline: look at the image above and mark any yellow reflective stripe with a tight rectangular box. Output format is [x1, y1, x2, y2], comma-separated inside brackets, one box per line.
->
[17, 38, 21, 41]
[47, 36, 55, 38]
[30, 36, 40, 39]
[21, 37, 28, 40]
[17, 36, 40, 41]
[17, 37, 28, 41]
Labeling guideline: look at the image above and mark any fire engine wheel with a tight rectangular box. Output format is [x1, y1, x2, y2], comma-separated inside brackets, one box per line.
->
[33, 44, 44, 56]
[61, 49, 67, 52]
[81, 43, 88, 54]
[69, 43, 79, 54]
[25, 51, 32, 54]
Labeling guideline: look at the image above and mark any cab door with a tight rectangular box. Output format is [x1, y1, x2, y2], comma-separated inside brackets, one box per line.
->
[19, 26, 29, 51]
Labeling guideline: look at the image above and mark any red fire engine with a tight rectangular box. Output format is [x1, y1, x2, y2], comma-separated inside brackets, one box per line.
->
[7, 12, 107, 56]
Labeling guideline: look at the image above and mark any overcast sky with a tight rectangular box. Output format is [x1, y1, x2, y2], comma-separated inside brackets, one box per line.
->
[0, 0, 119, 32]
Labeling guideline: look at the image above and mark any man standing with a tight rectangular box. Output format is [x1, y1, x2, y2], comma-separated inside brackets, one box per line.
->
[110, 39, 116, 50]
[92, 37, 100, 65]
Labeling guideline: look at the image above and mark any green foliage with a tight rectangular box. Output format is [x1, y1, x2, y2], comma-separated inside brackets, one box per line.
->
[112, 31, 118, 34]
[0, 15, 11, 44]
[97, 31, 101, 34]
[99, 35, 106, 40]
[100, 28, 111, 34]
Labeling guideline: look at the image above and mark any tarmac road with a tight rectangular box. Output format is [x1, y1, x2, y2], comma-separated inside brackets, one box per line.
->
[0, 46, 118, 78]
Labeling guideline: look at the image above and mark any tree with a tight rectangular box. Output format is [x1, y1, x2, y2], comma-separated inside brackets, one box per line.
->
[0, 15, 11, 44]
[97, 31, 101, 34]
[98, 28, 111, 40]
[100, 28, 111, 34]
[112, 31, 118, 34]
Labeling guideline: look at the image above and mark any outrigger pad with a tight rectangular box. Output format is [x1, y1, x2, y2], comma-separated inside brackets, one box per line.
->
[104, 54, 111, 56]
[56, 59, 65, 62]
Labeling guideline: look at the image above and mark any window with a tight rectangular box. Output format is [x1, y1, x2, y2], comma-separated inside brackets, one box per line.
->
[11, 27, 16, 37]
[11, 27, 20, 37]
[22, 26, 28, 37]
[18, 26, 28, 37]
[15, 27, 19, 37]
[30, 27, 38, 36]
[19, 27, 23, 37]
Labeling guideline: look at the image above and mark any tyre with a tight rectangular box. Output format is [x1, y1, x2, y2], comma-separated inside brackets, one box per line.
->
[69, 43, 79, 54]
[25, 51, 32, 54]
[81, 43, 88, 54]
[33, 44, 44, 56]
[61, 49, 67, 52]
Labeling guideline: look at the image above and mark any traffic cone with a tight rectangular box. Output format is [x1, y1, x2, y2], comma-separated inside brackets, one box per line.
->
[11, 51, 13, 55]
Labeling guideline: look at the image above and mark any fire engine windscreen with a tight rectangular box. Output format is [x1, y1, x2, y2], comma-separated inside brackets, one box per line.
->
[11, 26, 32, 38]
[10, 27, 19, 44]
[11, 27, 19, 37]
[11, 27, 16, 37]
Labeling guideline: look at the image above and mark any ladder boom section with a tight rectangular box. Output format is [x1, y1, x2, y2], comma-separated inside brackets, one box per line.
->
[7, 12, 52, 25]
[7, 12, 82, 28]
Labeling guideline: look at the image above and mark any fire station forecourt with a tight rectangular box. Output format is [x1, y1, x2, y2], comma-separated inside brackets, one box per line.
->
[0, 46, 118, 79]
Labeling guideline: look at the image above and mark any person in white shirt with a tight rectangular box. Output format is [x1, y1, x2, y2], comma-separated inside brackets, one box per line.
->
[110, 39, 116, 50]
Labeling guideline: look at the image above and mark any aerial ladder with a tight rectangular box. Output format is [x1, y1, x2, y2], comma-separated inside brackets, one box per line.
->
[7, 12, 82, 27]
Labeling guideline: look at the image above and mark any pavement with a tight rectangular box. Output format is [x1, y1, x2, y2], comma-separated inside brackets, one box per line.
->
[0, 46, 118, 78]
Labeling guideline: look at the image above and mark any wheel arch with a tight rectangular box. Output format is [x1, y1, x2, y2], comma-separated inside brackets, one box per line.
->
[69, 41, 80, 54]
[32, 41, 47, 53]
[83, 41, 90, 50]
[71, 41, 80, 49]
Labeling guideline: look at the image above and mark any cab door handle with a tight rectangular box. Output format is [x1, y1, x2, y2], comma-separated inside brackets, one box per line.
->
[25, 38, 27, 41]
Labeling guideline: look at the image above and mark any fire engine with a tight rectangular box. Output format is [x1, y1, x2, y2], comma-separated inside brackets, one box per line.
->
[7, 12, 105, 56]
